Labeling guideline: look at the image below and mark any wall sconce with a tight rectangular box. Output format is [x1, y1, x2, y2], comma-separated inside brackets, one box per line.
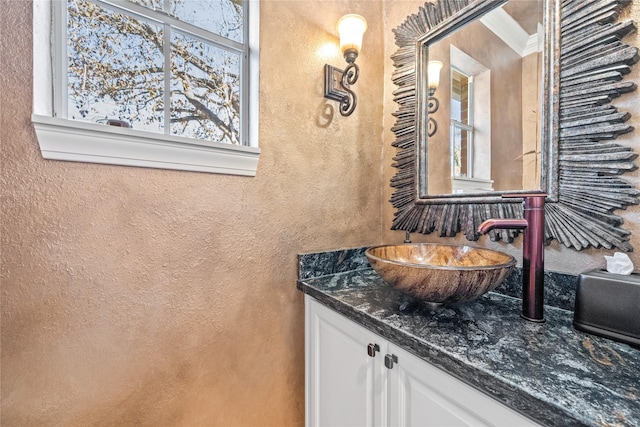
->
[427, 60, 443, 137]
[324, 14, 368, 116]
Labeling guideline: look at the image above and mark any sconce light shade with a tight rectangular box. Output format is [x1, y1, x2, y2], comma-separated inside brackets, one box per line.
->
[337, 14, 367, 61]
[427, 60, 443, 96]
[324, 14, 368, 116]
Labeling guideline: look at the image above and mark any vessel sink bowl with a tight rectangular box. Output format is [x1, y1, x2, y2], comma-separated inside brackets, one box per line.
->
[365, 243, 516, 304]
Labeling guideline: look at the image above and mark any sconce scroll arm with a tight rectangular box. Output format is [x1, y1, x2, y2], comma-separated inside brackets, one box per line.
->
[339, 62, 359, 116]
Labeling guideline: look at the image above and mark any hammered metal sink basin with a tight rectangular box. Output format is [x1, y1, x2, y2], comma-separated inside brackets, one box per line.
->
[365, 243, 516, 305]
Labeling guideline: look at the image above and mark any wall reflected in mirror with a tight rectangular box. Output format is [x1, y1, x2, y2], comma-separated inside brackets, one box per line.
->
[424, 0, 544, 196]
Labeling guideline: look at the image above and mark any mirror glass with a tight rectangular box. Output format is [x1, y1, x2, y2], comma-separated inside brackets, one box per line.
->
[420, 0, 545, 196]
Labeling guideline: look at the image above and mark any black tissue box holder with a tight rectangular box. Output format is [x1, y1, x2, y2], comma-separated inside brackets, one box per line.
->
[573, 269, 640, 347]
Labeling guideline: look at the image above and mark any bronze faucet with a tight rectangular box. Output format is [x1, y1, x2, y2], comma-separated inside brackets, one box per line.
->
[477, 194, 546, 322]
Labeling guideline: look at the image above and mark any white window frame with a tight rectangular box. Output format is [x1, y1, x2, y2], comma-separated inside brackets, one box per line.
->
[32, 0, 260, 176]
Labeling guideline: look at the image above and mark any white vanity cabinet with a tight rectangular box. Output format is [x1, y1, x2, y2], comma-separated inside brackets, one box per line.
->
[305, 295, 387, 427]
[305, 296, 539, 427]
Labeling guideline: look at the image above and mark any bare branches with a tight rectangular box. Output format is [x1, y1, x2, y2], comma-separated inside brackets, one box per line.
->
[66, 0, 243, 144]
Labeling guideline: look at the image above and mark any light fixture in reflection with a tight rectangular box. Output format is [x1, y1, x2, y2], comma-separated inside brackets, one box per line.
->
[324, 14, 367, 117]
[428, 60, 443, 96]
[427, 60, 443, 137]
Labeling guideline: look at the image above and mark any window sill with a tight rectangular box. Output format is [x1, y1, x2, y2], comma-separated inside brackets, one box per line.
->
[32, 115, 260, 176]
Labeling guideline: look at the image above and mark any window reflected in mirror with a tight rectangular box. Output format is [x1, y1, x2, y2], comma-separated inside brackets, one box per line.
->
[451, 69, 471, 180]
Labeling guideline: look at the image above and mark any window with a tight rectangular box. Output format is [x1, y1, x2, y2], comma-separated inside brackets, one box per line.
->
[450, 68, 473, 178]
[449, 46, 494, 193]
[33, 0, 260, 176]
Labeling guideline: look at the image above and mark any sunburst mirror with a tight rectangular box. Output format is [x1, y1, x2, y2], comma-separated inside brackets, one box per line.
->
[390, 0, 639, 251]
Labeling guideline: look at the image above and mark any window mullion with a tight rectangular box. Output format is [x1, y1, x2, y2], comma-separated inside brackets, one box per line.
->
[240, 0, 249, 145]
[54, 0, 68, 118]
[451, 120, 473, 132]
[164, 23, 171, 135]
[163, 0, 171, 136]
[468, 133, 474, 178]
[467, 76, 474, 177]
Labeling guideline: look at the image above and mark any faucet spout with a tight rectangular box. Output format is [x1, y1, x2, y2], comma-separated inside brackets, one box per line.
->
[477, 193, 547, 323]
[477, 218, 528, 235]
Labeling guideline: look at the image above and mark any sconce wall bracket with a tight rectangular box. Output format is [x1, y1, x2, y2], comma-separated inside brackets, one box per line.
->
[324, 64, 348, 102]
[324, 63, 359, 116]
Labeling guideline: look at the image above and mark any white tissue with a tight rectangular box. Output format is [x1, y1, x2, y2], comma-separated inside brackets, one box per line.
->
[604, 252, 634, 275]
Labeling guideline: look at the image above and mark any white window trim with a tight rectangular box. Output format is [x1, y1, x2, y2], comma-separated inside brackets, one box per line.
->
[32, 0, 260, 176]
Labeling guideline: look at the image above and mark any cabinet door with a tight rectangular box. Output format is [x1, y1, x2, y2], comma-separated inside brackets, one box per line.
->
[306, 296, 387, 427]
[387, 343, 539, 427]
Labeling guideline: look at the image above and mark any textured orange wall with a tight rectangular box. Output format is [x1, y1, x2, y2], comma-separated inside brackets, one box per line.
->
[3, 0, 640, 425]
[1, 1, 384, 425]
[382, 0, 640, 273]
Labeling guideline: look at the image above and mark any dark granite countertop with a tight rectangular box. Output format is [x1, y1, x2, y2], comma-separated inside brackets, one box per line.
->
[297, 248, 640, 427]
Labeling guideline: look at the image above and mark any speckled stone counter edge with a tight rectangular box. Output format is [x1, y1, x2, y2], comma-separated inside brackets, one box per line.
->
[298, 246, 370, 280]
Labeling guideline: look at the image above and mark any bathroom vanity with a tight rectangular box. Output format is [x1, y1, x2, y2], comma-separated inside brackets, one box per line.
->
[298, 248, 640, 427]
[305, 297, 537, 426]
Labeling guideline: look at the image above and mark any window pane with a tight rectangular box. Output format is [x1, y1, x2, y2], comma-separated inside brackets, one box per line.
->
[451, 69, 470, 125]
[452, 125, 470, 177]
[170, 0, 243, 43]
[67, 0, 164, 132]
[170, 31, 241, 144]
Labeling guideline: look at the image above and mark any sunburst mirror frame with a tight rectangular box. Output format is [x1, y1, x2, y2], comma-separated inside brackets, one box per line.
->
[390, 0, 639, 251]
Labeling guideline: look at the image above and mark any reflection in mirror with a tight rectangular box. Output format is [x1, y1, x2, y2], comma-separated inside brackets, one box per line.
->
[426, 60, 443, 137]
[424, 0, 544, 196]
[390, 0, 639, 251]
